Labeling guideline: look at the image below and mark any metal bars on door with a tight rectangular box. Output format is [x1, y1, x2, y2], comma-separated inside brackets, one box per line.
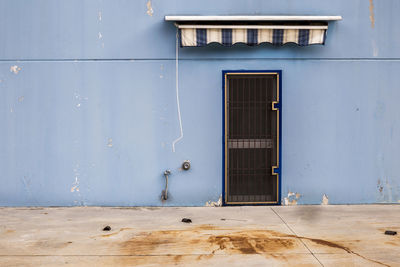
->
[225, 72, 280, 204]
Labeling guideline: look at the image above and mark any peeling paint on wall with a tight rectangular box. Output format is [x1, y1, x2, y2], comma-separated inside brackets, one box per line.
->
[71, 164, 81, 193]
[205, 195, 222, 207]
[74, 92, 88, 108]
[369, 0, 375, 28]
[377, 177, 400, 203]
[321, 194, 329, 205]
[10, 65, 21, 74]
[98, 11, 102, 22]
[18, 96, 24, 102]
[107, 138, 113, 147]
[372, 40, 379, 57]
[21, 176, 36, 203]
[159, 64, 164, 79]
[146, 0, 154, 16]
[377, 178, 384, 194]
[283, 191, 301, 205]
[70, 177, 80, 192]
[98, 32, 103, 39]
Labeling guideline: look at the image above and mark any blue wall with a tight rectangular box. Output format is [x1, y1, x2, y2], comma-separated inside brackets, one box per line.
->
[1, 0, 399, 206]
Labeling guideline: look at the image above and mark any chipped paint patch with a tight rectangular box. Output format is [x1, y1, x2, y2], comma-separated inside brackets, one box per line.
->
[146, 0, 154, 16]
[377, 178, 384, 194]
[377, 177, 400, 203]
[70, 177, 80, 193]
[98, 32, 103, 39]
[74, 92, 88, 108]
[10, 65, 21, 74]
[21, 176, 35, 202]
[71, 163, 82, 195]
[283, 191, 301, 205]
[98, 11, 102, 22]
[322, 194, 329, 205]
[369, 0, 375, 28]
[107, 138, 113, 147]
[205, 195, 222, 207]
[18, 96, 24, 102]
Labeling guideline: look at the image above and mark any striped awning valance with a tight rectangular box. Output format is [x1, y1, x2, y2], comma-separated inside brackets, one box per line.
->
[179, 25, 328, 47]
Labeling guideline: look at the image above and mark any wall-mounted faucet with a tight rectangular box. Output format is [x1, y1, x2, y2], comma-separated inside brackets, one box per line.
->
[161, 169, 171, 201]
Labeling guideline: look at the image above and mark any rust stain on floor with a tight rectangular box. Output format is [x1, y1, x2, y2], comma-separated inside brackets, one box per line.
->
[113, 225, 392, 266]
[208, 231, 295, 254]
[119, 227, 297, 256]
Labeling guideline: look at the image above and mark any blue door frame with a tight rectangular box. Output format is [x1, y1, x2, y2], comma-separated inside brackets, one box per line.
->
[222, 70, 282, 206]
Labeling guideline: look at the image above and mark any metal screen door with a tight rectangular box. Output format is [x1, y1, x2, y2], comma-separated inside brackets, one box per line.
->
[224, 72, 280, 204]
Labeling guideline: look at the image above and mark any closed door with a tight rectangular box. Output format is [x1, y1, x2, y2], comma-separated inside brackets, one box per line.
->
[224, 72, 280, 204]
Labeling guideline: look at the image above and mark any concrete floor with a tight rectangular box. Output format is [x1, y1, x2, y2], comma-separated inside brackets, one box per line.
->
[0, 205, 399, 266]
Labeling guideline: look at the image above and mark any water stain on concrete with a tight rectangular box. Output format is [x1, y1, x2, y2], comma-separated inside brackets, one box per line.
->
[33, 240, 72, 250]
[111, 207, 161, 210]
[100, 227, 133, 238]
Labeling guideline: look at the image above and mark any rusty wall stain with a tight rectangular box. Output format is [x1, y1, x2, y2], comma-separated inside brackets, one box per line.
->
[146, 0, 153, 16]
[369, 0, 375, 28]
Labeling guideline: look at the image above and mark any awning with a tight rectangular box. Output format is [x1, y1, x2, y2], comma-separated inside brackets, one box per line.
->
[165, 15, 342, 47]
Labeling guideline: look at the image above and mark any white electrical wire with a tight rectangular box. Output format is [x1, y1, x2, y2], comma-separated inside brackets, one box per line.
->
[172, 29, 183, 152]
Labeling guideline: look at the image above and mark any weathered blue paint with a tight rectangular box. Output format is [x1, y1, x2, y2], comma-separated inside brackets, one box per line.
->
[0, 0, 399, 206]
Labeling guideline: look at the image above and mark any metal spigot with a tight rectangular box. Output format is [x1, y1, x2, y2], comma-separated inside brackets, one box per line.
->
[161, 170, 171, 201]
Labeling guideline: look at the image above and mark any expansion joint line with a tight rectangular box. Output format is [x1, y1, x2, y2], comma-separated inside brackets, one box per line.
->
[270, 207, 324, 267]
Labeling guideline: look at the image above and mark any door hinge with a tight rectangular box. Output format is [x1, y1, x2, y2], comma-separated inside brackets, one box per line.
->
[272, 166, 280, 175]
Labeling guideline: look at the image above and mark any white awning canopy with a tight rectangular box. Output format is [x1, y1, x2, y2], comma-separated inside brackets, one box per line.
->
[165, 15, 342, 22]
[165, 15, 342, 47]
